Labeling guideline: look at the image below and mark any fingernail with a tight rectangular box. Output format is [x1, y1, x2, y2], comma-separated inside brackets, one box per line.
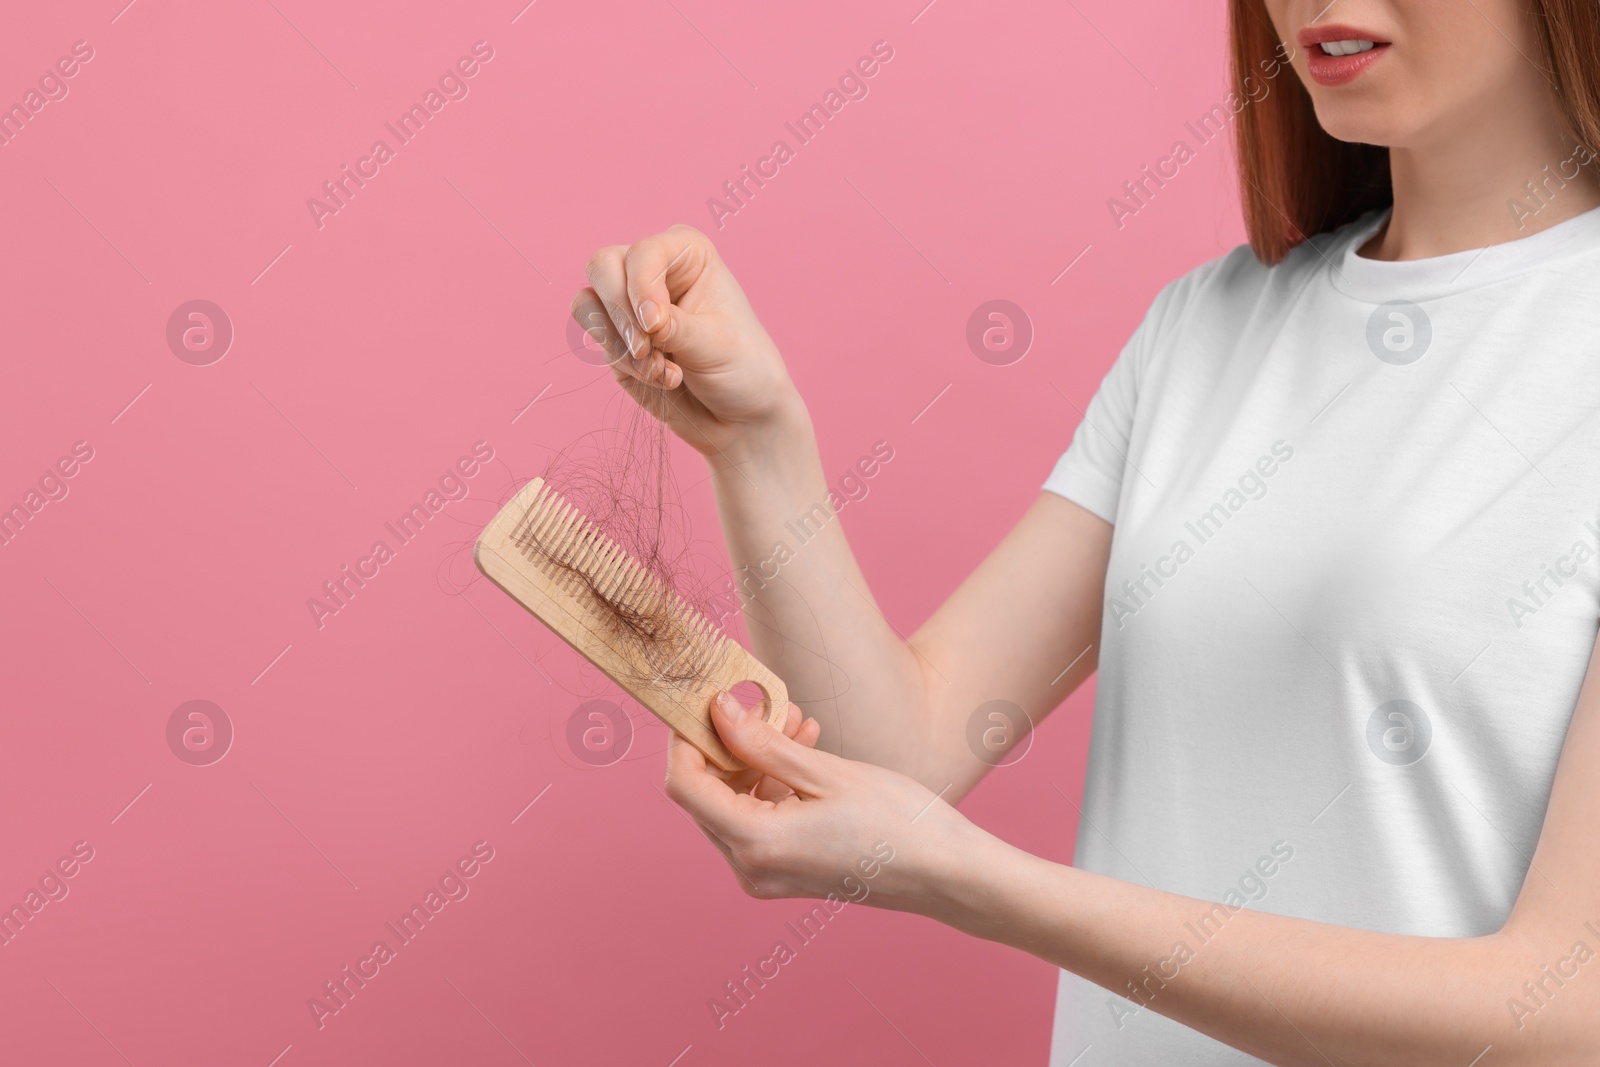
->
[716, 691, 751, 721]
[637, 300, 660, 331]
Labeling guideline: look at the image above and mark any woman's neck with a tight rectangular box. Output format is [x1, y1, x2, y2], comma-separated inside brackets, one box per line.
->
[1360, 97, 1600, 261]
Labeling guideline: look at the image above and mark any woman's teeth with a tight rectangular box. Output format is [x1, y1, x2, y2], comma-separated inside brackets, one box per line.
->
[1320, 39, 1376, 56]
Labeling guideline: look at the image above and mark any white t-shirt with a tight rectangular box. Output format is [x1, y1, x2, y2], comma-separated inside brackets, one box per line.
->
[1042, 204, 1600, 1064]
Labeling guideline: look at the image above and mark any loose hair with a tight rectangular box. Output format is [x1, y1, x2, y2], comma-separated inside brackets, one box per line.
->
[1230, 0, 1600, 263]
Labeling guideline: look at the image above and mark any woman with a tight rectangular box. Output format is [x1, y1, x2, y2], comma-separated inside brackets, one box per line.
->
[571, 0, 1600, 1061]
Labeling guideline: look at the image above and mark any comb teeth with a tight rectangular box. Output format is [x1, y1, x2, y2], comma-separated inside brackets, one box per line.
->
[515, 488, 563, 557]
[611, 552, 651, 613]
[510, 481, 725, 651]
[564, 518, 606, 590]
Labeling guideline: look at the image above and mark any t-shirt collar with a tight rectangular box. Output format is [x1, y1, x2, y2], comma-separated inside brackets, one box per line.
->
[1326, 202, 1600, 303]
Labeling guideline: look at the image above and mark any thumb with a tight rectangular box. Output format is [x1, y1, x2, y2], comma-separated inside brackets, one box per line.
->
[711, 692, 830, 797]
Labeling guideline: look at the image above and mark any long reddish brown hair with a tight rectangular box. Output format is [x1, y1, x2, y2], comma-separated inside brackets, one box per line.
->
[1230, 0, 1600, 262]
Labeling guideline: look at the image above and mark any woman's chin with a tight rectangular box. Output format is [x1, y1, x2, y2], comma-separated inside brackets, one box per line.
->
[1308, 104, 1406, 150]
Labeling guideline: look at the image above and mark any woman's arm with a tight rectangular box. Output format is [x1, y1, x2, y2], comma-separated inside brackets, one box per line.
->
[576, 225, 1109, 795]
[665, 630, 1600, 1067]
[711, 425, 1109, 796]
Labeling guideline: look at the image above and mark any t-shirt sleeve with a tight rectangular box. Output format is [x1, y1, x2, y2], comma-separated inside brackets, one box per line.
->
[1041, 279, 1180, 524]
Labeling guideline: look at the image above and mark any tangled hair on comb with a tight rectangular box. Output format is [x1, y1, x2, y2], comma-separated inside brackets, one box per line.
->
[516, 380, 736, 693]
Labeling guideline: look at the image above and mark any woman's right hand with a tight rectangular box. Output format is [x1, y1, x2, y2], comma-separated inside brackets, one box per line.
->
[570, 224, 807, 459]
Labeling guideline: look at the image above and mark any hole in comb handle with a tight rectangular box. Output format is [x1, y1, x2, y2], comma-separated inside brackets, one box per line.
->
[728, 679, 775, 723]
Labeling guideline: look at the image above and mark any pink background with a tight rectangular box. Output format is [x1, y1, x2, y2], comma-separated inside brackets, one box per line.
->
[0, 1, 1244, 1064]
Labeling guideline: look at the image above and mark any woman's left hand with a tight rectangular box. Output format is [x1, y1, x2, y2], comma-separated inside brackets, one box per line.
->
[666, 691, 991, 916]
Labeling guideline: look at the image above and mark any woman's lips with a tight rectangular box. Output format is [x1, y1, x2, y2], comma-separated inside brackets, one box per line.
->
[1298, 25, 1390, 87]
[1306, 41, 1390, 86]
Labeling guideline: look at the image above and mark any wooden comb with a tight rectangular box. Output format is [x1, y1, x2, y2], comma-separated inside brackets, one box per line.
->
[474, 477, 788, 771]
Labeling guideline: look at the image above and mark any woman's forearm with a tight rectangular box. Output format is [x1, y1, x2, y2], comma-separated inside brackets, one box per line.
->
[709, 413, 1114, 795]
[934, 832, 1595, 1066]
[708, 398, 934, 777]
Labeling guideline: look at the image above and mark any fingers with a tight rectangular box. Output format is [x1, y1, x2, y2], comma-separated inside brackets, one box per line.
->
[623, 224, 709, 316]
[797, 715, 822, 748]
[573, 228, 719, 396]
[568, 288, 680, 390]
[753, 703, 806, 803]
[623, 229, 717, 360]
[750, 711, 819, 800]
[713, 704, 819, 802]
[663, 735, 769, 892]
[711, 692, 833, 798]
[781, 703, 822, 750]
[583, 247, 651, 362]
[664, 729, 757, 835]
[752, 774, 794, 803]
[756, 709, 821, 799]
[582, 247, 686, 390]
[567, 288, 628, 368]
